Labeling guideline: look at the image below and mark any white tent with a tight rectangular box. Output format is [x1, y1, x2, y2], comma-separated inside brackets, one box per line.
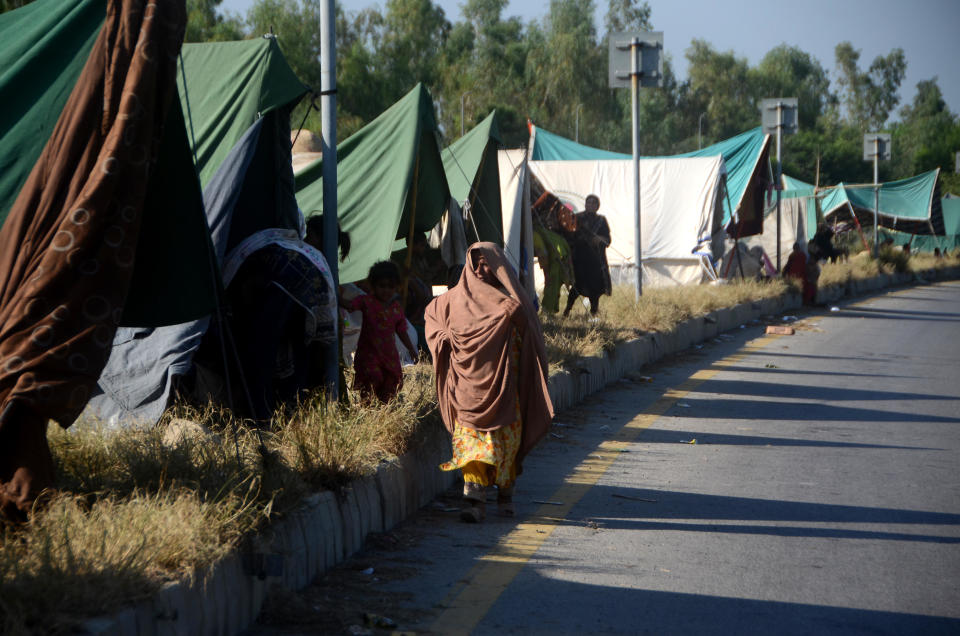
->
[498, 148, 536, 298]
[527, 157, 727, 287]
[721, 196, 809, 279]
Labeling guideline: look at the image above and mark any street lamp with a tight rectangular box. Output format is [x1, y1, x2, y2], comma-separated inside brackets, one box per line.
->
[459, 90, 472, 137]
[698, 113, 706, 149]
[575, 103, 583, 143]
[760, 98, 798, 273]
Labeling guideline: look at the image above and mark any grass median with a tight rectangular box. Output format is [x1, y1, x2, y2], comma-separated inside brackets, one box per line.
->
[1, 253, 957, 634]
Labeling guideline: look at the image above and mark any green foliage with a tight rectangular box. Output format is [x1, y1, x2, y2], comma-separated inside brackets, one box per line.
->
[174, 0, 956, 187]
[185, 0, 244, 42]
[834, 41, 906, 130]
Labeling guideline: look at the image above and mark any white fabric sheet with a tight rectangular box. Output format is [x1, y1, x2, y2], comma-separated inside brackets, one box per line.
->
[527, 157, 725, 287]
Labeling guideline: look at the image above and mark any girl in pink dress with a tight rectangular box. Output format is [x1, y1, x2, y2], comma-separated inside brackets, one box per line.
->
[342, 261, 417, 402]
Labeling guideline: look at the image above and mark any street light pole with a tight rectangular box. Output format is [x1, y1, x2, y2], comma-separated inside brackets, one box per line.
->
[775, 103, 782, 273]
[631, 37, 642, 300]
[873, 137, 880, 257]
[459, 91, 472, 137]
[698, 112, 706, 149]
[319, 0, 339, 400]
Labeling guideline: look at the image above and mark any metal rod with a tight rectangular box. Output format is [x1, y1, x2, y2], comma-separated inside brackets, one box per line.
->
[775, 103, 782, 273]
[873, 138, 880, 257]
[631, 38, 642, 300]
[320, 0, 339, 401]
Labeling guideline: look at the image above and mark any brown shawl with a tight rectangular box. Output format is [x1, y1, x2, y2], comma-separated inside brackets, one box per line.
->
[0, 0, 186, 516]
[425, 242, 553, 464]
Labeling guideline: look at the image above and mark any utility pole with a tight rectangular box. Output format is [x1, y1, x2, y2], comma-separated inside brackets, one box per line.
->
[320, 0, 339, 400]
[863, 133, 891, 256]
[609, 31, 663, 301]
[760, 98, 798, 273]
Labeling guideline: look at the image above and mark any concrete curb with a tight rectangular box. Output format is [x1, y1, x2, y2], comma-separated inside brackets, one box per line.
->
[81, 269, 959, 635]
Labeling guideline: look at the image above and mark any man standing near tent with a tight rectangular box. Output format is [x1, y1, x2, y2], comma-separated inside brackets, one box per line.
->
[563, 195, 612, 316]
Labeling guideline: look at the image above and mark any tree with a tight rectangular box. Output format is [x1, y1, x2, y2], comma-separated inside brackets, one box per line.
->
[834, 41, 906, 130]
[751, 44, 834, 130]
[891, 78, 960, 178]
[685, 39, 756, 140]
[185, 0, 245, 42]
[379, 0, 450, 98]
[603, 0, 651, 33]
[524, 0, 608, 145]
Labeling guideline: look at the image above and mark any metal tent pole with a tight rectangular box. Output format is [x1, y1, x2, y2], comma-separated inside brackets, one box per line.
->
[320, 0, 339, 400]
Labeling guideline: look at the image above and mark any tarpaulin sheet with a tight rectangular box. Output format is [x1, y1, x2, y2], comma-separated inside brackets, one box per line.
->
[442, 111, 503, 244]
[529, 125, 770, 235]
[528, 156, 724, 287]
[295, 84, 450, 284]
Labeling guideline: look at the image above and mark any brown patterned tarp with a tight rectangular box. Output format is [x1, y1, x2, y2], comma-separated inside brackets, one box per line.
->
[0, 0, 187, 519]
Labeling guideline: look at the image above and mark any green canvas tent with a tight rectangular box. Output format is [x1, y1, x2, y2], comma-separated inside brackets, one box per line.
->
[529, 125, 772, 237]
[177, 37, 308, 189]
[442, 111, 504, 245]
[87, 37, 314, 428]
[0, 0, 215, 327]
[295, 84, 450, 284]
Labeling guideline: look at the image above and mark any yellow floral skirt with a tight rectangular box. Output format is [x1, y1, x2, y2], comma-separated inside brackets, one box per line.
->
[440, 332, 522, 489]
[440, 412, 522, 488]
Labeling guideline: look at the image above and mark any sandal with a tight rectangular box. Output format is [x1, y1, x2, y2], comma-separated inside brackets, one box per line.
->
[460, 500, 486, 523]
[497, 487, 515, 517]
[461, 483, 486, 523]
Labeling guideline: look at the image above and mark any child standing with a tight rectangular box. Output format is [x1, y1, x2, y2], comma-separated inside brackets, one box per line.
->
[342, 261, 417, 402]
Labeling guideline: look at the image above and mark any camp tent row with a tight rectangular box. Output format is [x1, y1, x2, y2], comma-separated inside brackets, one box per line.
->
[0, 0, 225, 441]
[522, 125, 773, 286]
[782, 171, 950, 252]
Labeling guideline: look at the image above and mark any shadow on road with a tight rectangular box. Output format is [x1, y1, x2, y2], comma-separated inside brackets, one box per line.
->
[486, 571, 960, 635]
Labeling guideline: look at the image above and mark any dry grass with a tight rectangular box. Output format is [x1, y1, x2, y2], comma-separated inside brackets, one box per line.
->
[2, 263, 954, 631]
[819, 248, 959, 288]
[543, 278, 789, 368]
[1, 373, 437, 634]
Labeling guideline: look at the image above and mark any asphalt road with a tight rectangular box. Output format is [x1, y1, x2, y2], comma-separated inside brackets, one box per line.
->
[251, 281, 960, 635]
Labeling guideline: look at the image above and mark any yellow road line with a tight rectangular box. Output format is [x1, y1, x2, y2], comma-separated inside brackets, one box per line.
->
[431, 335, 780, 634]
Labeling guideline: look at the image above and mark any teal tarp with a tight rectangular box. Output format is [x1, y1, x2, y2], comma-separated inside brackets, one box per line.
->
[295, 84, 450, 283]
[529, 126, 771, 236]
[784, 170, 944, 236]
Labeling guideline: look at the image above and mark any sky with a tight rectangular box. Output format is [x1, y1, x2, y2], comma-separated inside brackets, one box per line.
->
[220, 0, 960, 123]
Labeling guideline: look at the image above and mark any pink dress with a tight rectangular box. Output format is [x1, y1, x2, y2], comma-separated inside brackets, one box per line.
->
[345, 294, 407, 401]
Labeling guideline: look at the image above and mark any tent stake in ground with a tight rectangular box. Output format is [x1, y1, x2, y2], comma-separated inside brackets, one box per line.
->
[864, 132, 891, 257]
[761, 97, 798, 273]
[609, 30, 663, 300]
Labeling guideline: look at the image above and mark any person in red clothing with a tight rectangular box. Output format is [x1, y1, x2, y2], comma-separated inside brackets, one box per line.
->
[342, 261, 417, 402]
[783, 242, 816, 305]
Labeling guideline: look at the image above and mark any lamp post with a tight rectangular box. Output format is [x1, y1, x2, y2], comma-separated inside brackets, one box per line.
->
[319, 0, 338, 399]
[459, 91, 472, 137]
[609, 31, 663, 301]
[698, 113, 706, 149]
[760, 98, 798, 273]
[575, 103, 583, 143]
[863, 133, 891, 257]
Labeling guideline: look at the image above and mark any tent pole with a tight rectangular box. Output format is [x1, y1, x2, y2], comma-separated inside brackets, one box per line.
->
[402, 154, 421, 309]
[320, 0, 339, 401]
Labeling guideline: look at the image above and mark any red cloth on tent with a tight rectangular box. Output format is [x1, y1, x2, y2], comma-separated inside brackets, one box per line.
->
[0, 0, 187, 519]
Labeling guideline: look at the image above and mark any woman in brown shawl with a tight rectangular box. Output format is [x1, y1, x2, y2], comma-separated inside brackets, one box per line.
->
[425, 243, 553, 522]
